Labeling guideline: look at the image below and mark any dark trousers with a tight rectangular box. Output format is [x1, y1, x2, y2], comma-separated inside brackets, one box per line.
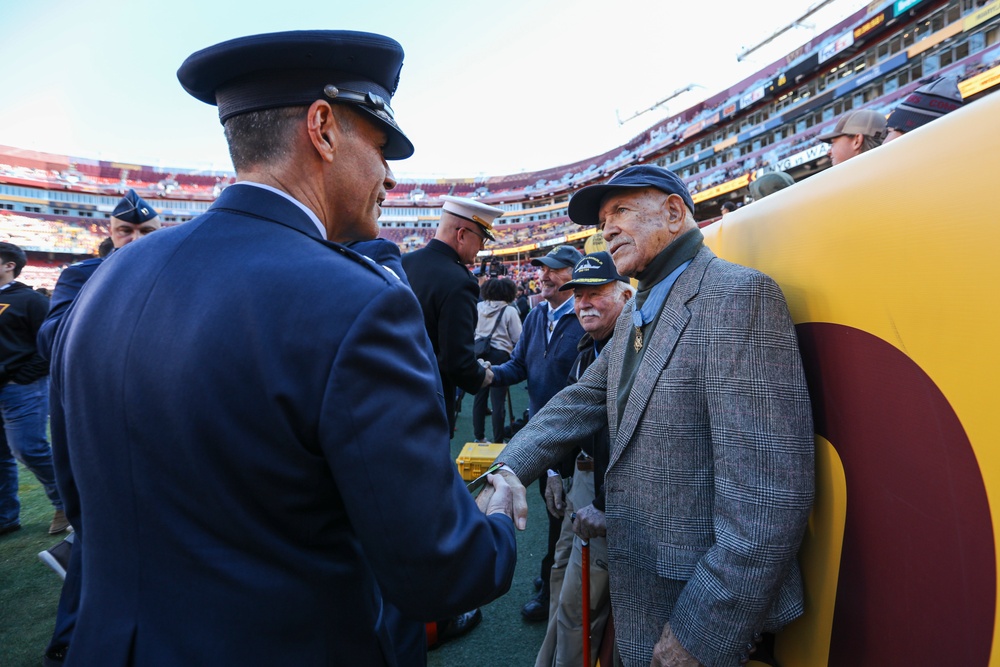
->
[471, 347, 510, 442]
[48, 532, 81, 651]
[538, 478, 562, 597]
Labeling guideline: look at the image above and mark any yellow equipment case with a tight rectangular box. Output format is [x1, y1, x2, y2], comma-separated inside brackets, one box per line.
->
[455, 441, 506, 482]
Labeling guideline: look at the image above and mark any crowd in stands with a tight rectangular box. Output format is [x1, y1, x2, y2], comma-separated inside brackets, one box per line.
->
[0, 213, 104, 255]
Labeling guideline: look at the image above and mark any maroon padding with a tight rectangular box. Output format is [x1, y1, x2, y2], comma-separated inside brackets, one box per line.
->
[796, 323, 994, 666]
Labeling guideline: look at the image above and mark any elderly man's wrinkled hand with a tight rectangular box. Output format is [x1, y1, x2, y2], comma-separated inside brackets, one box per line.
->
[570, 504, 606, 540]
[480, 366, 494, 389]
[476, 469, 528, 530]
[543, 474, 566, 518]
[479, 473, 513, 521]
[650, 622, 704, 667]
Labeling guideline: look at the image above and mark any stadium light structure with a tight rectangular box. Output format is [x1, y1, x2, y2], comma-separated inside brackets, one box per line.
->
[736, 0, 840, 62]
[616, 83, 702, 126]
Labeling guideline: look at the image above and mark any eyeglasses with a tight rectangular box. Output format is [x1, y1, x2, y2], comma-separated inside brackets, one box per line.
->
[459, 225, 489, 247]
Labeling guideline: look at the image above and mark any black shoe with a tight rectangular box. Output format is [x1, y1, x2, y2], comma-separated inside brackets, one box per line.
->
[436, 608, 482, 646]
[43, 645, 67, 666]
[39, 536, 73, 579]
[521, 590, 549, 622]
[0, 522, 21, 537]
[533, 575, 543, 591]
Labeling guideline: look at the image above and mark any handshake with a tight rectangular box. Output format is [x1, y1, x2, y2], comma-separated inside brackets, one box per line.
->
[478, 359, 494, 389]
[473, 467, 528, 531]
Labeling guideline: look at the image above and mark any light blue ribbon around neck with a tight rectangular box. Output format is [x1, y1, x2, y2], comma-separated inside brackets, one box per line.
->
[631, 260, 692, 330]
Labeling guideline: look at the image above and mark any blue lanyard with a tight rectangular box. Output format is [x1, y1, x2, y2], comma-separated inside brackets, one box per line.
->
[632, 260, 692, 330]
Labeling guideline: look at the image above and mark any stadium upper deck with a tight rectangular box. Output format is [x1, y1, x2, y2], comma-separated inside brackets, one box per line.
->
[2, 0, 998, 278]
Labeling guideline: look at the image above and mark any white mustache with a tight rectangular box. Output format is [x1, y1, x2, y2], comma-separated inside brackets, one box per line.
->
[578, 309, 601, 318]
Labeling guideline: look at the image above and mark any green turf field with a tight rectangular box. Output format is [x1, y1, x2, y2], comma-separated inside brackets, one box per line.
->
[0, 383, 549, 666]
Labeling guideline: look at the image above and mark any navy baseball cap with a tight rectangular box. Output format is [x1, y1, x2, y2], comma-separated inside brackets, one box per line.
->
[559, 251, 628, 291]
[112, 189, 158, 224]
[177, 30, 414, 160]
[530, 245, 583, 269]
[568, 165, 696, 226]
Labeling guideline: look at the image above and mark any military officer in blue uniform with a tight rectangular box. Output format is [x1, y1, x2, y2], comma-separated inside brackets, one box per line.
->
[37, 189, 160, 360]
[38, 189, 160, 667]
[49, 31, 517, 667]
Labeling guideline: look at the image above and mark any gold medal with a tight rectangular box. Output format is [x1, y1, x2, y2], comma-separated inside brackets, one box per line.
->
[633, 326, 643, 352]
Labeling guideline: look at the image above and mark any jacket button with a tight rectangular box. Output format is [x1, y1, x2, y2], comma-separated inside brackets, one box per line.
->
[753, 632, 762, 642]
[746, 642, 754, 651]
[739, 655, 749, 665]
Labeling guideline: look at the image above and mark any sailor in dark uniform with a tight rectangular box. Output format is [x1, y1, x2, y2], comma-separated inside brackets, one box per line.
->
[49, 31, 517, 667]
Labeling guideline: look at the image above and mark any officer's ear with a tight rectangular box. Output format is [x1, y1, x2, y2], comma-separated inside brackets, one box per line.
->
[307, 100, 337, 163]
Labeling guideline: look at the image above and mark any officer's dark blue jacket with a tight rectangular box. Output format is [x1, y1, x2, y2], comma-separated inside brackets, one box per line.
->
[50, 184, 516, 667]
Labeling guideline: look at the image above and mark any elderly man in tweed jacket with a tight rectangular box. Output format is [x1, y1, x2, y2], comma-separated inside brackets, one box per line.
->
[485, 166, 814, 667]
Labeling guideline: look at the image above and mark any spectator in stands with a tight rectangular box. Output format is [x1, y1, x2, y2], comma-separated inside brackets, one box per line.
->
[472, 278, 522, 444]
[720, 201, 738, 216]
[487, 244, 585, 623]
[37, 190, 161, 667]
[402, 195, 503, 437]
[818, 108, 887, 166]
[0, 242, 68, 537]
[483, 165, 814, 666]
[884, 77, 964, 144]
[536, 251, 632, 667]
[48, 30, 516, 666]
[748, 171, 795, 201]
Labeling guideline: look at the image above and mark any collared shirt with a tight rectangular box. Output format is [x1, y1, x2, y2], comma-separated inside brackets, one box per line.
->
[238, 181, 327, 239]
[546, 296, 575, 343]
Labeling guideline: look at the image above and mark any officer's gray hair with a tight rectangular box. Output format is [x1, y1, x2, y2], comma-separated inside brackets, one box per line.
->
[224, 106, 307, 172]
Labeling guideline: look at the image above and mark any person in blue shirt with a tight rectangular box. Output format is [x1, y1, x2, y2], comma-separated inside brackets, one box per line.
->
[488, 244, 584, 622]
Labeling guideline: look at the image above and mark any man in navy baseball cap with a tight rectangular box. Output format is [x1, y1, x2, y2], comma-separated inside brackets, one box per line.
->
[568, 165, 695, 228]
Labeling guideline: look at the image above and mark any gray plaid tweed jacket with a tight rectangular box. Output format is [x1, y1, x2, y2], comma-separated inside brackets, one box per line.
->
[500, 246, 814, 667]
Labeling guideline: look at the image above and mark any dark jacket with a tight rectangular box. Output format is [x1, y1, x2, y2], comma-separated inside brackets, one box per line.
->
[37, 257, 105, 360]
[0, 280, 50, 384]
[50, 184, 516, 667]
[401, 239, 486, 427]
[491, 299, 583, 419]
[568, 332, 610, 511]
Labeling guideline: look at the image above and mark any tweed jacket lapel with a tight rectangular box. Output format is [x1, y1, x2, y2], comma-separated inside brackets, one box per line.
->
[607, 246, 715, 471]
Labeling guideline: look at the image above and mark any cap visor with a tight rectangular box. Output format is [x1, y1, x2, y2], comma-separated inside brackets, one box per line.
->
[357, 107, 414, 160]
[530, 257, 569, 268]
[559, 278, 614, 291]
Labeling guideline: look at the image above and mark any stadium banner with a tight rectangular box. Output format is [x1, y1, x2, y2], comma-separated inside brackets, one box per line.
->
[958, 64, 1000, 97]
[740, 81, 771, 108]
[819, 31, 855, 63]
[691, 173, 750, 204]
[834, 52, 908, 97]
[770, 54, 820, 96]
[907, 20, 963, 58]
[893, 0, 927, 16]
[768, 143, 830, 172]
[853, 10, 888, 42]
[964, 0, 1000, 31]
[566, 229, 594, 243]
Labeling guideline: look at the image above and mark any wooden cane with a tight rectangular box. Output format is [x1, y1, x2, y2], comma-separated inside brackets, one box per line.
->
[581, 539, 591, 666]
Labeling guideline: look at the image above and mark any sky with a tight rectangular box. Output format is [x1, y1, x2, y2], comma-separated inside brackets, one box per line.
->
[0, 0, 871, 179]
